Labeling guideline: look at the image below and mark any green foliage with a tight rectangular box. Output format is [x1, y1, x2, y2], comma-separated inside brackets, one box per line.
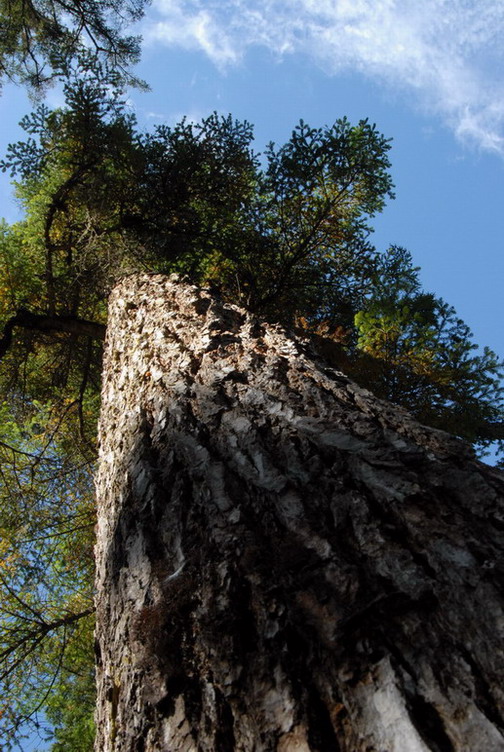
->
[45, 611, 96, 752]
[353, 247, 504, 456]
[243, 118, 394, 319]
[1, 84, 395, 326]
[0, 0, 148, 93]
[0, 397, 95, 749]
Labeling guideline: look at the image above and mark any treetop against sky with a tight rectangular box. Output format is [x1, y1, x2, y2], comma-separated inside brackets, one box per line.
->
[143, 0, 504, 154]
[1, 0, 503, 364]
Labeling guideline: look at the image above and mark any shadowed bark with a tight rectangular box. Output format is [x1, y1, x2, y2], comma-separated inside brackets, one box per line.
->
[94, 274, 504, 752]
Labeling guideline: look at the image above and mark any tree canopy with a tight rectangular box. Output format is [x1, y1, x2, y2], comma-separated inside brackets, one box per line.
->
[351, 246, 504, 447]
[0, 80, 502, 748]
[0, 0, 148, 92]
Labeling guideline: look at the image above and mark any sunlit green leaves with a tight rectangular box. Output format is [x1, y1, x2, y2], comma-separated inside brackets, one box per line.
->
[353, 246, 504, 457]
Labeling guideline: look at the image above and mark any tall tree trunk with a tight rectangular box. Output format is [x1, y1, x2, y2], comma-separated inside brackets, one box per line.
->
[94, 274, 504, 752]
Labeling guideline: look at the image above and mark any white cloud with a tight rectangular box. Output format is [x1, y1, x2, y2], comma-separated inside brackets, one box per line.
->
[144, 0, 238, 66]
[145, 0, 504, 155]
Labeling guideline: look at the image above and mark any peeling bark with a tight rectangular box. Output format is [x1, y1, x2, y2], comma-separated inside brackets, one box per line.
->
[95, 274, 504, 752]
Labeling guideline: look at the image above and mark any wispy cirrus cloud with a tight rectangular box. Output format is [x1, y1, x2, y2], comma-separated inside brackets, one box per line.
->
[144, 0, 504, 155]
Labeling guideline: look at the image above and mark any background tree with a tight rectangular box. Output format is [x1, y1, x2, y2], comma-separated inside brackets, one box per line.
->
[0, 393, 95, 749]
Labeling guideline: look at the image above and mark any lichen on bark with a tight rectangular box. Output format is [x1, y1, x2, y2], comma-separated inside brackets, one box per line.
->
[94, 274, 504, 752]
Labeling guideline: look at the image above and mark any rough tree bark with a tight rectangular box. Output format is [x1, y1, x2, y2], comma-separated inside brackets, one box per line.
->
[94, 274, 504, 752]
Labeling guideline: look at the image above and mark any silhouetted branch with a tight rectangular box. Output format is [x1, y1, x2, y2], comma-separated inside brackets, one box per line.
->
[0, 308, 106, 360]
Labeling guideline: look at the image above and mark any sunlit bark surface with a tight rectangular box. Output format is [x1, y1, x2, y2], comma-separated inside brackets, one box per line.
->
[95, 274, 504, 752]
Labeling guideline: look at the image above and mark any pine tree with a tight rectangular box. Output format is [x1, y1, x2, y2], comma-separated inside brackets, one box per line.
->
[0, 83, 502, 747]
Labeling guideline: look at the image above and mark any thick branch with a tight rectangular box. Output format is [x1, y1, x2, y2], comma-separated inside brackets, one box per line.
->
[0, 307, 106, 360]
